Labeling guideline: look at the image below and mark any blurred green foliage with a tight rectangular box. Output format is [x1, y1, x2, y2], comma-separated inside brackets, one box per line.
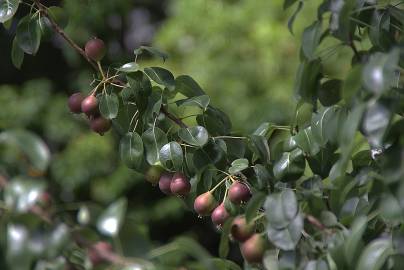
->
[153, 0, 322, 131]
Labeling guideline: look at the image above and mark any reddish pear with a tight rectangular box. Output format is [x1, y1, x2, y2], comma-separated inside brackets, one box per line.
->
[194, 192, 217, 216]
[170, 172, 191, 196]
[68, 92, 84, 113]
[85, 38, 106, 61]
[240, 234, 266, 264]
[228, 181, 251, 205]
[159, 172, 173, 195]
[230, 215, 254, 242]
[211, 203, 230, 226]
[90, 116, 111, 135]
[81, 95, 99, 116]
[88, 241, 112, 266]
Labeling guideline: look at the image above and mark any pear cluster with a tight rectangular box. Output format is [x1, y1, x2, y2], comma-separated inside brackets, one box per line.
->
[67, 38, 110, 135]
[152, 169, 191, 197]
[68, 92, 111, 135]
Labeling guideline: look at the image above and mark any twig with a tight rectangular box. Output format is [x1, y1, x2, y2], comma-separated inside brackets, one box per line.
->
[33, 0, 98, 70]
[306, 214, 333, 235]
[161, 106, 188, 128]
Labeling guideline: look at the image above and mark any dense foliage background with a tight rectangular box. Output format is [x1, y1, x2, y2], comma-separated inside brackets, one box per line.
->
[1, 0, 404, 269]
[1, 0, 309, 268]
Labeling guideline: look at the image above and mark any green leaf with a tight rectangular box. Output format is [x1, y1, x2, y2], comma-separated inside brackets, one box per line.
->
[369, 11, 392, 50]
[228, 158, 249, 175]
[4, 176, 46, 213]
[117, 62, 139, 73]
[288, 1, 303, 34]
[311, 106, 338, 147]
[142, 127, 168, 165]
[294, 59, 321, 104]
[342, 65, 362, 102]
[318, 79, 342, 107]
[126, 71, 152, 112]
[304, 260, 329, 270]
[175, 75, 206, 97]
[361, 99, 392, 148]
[293, 127, 320, 156]
[99, 93, 119, 119]
[134, 45, 168, 62]
[253, 122, 275, 137]
[144, 67, 175, 89]
[176, 95, 210, 110]
[329, 0, 356, 42]
[253, 164, 271, 189]
[344, 216, 367, 267]
[389, 5, 404, 24]
[159, 141, 183, 171]
[197, 106, 232, 136]
[249, 135, 271, 164]
[11, 37, 24, 69]
[263, 250, 279, 270]
[0, 129, 50, 172]
[6, 224, 33, 270]
[219, 218, 234, 258]
[302, 20, 322, 60]
[0, 0, 19, 23]
[273, 148, 305, 182]
[245, 192, 266, 223]
[178, 126, 209, 147]
[265, 190, 299, 229]
[362, 49, 400, 95]
[97, 198, 127, 237]
[356, 238, 394, 270]
[267, 213, 303, 250]
[16, 15, 41, 55]
[119, 132, 144, 170]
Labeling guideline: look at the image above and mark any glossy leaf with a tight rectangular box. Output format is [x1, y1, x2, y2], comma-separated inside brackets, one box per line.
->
[97, 198, 127, 236]
[356, 238, 394, 270]
[176, 95, 210, 110]
[159, 141, 183, 171]
[265, 189, 299, 229]
[267, 213, 303, 250]
[99, 93, 119, 119]
[294, 59, 321, 104]
[134, 45, 168, 62]
[11, 37, 24, 69]
[344, 216, 367, 267]
[178, 126, 209, 147]
[4, 177, 46, 213]
[302, 20, 322, 60]
[16, 15, 41, 55]
[245, 192, 266, 223]
[273, 148, 305, 182]
[142, 127, 168, 165]
[197, 106, 232, 136]
[144, 67, 175, 89]
[228, 158, 248, 175]
[362, 49, 400, 94]
[0, 129, 50, 172]
[249, 135, 270, 164]
[175, 75, 205, 97]
[0, 0, 19, 23]
[293, 126, 320, 156]
[119, 132, 144, 170]
[117, 62, 139, 73]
